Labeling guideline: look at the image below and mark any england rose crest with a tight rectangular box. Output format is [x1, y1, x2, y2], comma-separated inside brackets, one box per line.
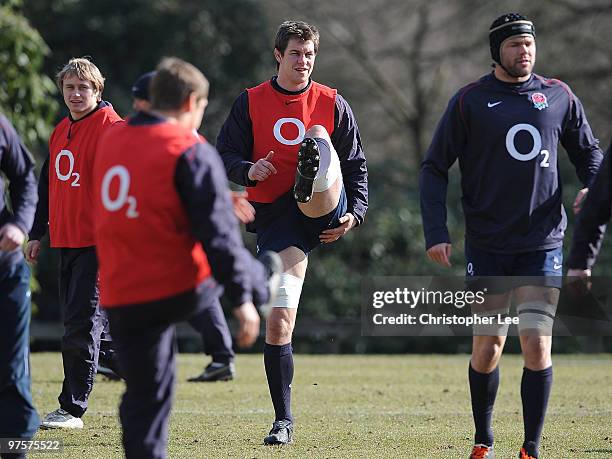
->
[531, 92, 548, 110]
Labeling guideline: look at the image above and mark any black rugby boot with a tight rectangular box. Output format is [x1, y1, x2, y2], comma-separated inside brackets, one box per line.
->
[293, 138, 319, 203]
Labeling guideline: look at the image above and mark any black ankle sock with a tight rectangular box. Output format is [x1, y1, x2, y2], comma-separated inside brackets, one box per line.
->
[521, 366, 553, 457]
[469, 364, 499, 447]
[264, 343, 294, 423]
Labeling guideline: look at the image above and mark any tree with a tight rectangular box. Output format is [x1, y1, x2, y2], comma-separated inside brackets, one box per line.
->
[23, 0, 271, 137]
[0, 0, 58, 147]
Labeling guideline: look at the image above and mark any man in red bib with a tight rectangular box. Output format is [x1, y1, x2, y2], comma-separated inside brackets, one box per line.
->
[26, 57, 122, 429]
[218, 20, 368, 445]
[130, 71, 253, 383]
[93, 57, 278, 459]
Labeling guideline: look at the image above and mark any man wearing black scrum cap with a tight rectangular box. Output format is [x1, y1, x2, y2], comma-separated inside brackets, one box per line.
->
[420, 13, 603, 459]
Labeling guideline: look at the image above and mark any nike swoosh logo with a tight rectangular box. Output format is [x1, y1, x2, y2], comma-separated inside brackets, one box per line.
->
[487, 101, 502, 108]
[285, 100, 298, 105]
[553, 264, 562, 270]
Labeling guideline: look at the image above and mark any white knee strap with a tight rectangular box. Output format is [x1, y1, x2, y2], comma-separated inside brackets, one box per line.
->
[471, 306, 511, 337]
[517, 301, 556, 335]
[313, 138, 341, 192]
[272, 273, 304, 309]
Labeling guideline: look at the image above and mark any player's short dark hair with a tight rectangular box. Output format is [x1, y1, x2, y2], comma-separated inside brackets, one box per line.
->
[150, 57, 209, 111]
[275, 20, 320, 55]
[489, 13, 535, 64]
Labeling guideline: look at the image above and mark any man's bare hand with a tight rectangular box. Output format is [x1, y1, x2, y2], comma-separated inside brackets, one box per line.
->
[248, 151, 277, 182]
[572, 187, 588, 215]
[566, 268, 592, 295]
[232, 302, 260, 348]
[567, 268, 591, 278]
[426, 243, 452, 267]
[0, 223, 25, 252]
[25, 240, 41, 264]
[231, 191, 255, 223]
[319, 213, 356, 243]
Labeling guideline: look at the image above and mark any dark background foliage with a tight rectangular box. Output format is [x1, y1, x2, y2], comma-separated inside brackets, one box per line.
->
[4, 0, 612, 352]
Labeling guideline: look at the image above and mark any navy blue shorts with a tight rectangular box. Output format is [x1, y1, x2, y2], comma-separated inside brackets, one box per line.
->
[248, 187, 348, 254]
[465, 241, 563, 292]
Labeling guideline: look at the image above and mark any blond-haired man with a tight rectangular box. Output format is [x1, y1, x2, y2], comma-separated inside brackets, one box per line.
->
[26, 57, 122, 429]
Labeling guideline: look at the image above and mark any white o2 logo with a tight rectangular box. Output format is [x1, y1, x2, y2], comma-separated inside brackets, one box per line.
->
[505, 123, 550, 168]
[101, 165, 139, 218]
[273, 118, 305, 145]
[55, 150, 80, 186]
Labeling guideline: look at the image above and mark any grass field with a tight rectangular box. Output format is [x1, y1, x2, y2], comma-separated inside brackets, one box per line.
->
[30, 353, 612, 458]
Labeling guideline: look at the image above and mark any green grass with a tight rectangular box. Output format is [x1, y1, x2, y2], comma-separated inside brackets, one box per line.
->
[31, 353, 612, 458]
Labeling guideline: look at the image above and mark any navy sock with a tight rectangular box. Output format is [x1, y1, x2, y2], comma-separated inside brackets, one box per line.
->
[521, 366, 553, 458]
[264, 343, 293, 423]
[469, 364, 499, 447]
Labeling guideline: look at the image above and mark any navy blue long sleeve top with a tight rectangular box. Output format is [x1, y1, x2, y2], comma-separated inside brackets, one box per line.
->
[567, 146, 611, 269]
[420, 73, 603, 253]
[0, 113, 37, 266]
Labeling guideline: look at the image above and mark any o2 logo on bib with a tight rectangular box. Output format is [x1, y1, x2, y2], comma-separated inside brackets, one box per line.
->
[505, 123, 550, 168]
[55, 150, 80, 187]
[101, 165, 139, 218]
[273, 118, 305, 145]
